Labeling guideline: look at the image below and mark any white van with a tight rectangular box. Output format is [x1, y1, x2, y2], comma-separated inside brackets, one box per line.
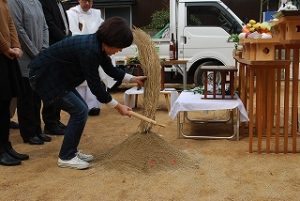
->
[116, 0, 244, 86]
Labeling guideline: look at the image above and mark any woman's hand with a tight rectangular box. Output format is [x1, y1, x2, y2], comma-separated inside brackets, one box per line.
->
[3, 48, 16, 59]
[130, 76, 147, 87]
[13, 48, 23, 59]
[114, 103, 132, 117]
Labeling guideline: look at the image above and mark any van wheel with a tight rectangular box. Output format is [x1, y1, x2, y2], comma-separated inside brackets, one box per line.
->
[193, 61, 222, 87]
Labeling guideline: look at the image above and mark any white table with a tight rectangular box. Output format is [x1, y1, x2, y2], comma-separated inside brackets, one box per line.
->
[169, 91, 249, 140]
[124, 87, 179, 111]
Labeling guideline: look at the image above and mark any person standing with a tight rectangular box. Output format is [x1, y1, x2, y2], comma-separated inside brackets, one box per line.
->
[67, 0, 104, 116]
[0, 0, 29, 165]
[38, 0, 71, 135]
[67, 0, 103, 36]
[29, 17, 146, 170]
[8, 0, 52, 145]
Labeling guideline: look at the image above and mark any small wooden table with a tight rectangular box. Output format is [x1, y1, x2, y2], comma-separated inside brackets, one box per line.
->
[161, 59, 188, 90]
[124, 59, 188, 90]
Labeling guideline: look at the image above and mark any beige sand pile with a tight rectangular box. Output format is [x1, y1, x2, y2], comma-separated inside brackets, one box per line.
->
[97, 131, 197, 173]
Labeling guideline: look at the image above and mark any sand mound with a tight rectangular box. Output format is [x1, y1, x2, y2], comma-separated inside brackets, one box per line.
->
[96, 132, 197, 173]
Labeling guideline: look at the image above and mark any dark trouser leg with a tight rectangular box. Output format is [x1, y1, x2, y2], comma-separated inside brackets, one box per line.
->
[42, 102, 60, 127]
[9, 98, 19, 129]
[33, 91, 42, 135]
[0, 56, 22, 165]
[9, 97, 17, 118]
[0, 99, 22, 165]
[58, 90, 88, 160]
[17, 77, 42, 140]
[42, 103, 65, 135]
[0, 99, 10, 151]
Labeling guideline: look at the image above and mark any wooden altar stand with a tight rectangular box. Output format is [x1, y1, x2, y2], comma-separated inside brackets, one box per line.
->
[236, 13, 300, 153]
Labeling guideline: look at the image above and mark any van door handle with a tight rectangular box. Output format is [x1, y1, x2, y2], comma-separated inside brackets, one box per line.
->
[182, 36, 187, 44]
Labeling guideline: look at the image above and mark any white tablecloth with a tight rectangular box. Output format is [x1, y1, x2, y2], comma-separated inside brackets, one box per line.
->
[169, 91, 249, 122]
[124, 87, 179, 108]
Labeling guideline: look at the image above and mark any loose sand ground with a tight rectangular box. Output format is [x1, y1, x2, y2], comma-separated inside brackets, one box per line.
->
[1, 90, 300, 201]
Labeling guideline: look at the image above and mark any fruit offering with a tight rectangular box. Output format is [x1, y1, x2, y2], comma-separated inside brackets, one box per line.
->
[239, 19, 272, 39]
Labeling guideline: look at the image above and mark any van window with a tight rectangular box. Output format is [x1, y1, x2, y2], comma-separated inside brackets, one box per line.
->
[186, 4, 238, 34]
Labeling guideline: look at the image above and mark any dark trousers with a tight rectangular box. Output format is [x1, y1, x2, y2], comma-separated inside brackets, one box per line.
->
[42, 103, 61, 127]
[17, 77, 42, 140]
[58, 90, 88, 160]
[0, 100, 10, 151]
[0, 55, 21, 151]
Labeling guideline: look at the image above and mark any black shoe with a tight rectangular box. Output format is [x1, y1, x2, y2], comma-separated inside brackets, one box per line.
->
[37, 133, 52, 142]
[88, 108, 100, 116]
[9, 121, 19, 129]
[4, 142, 29, 160]
[44, 125, 65, 135]
[23, 136, 44, 145]
[0, 152, 21, 166]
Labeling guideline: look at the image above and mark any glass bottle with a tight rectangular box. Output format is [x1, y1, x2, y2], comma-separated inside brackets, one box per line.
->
[169, 33, 176, 60]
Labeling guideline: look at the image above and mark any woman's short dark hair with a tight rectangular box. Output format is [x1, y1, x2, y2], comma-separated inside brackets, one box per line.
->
[96, 17, 133, 48]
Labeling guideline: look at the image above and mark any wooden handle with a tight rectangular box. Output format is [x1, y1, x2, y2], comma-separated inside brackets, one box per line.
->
[129, 111, 156, 123]
[128, 111, 166, 128]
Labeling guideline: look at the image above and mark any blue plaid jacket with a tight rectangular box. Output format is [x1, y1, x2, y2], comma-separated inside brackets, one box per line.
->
[29, 34, 125, 104]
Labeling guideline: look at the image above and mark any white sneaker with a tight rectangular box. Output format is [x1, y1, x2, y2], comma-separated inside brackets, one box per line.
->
[57, 155, 89, 170]
[76, 151, 94, 162]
